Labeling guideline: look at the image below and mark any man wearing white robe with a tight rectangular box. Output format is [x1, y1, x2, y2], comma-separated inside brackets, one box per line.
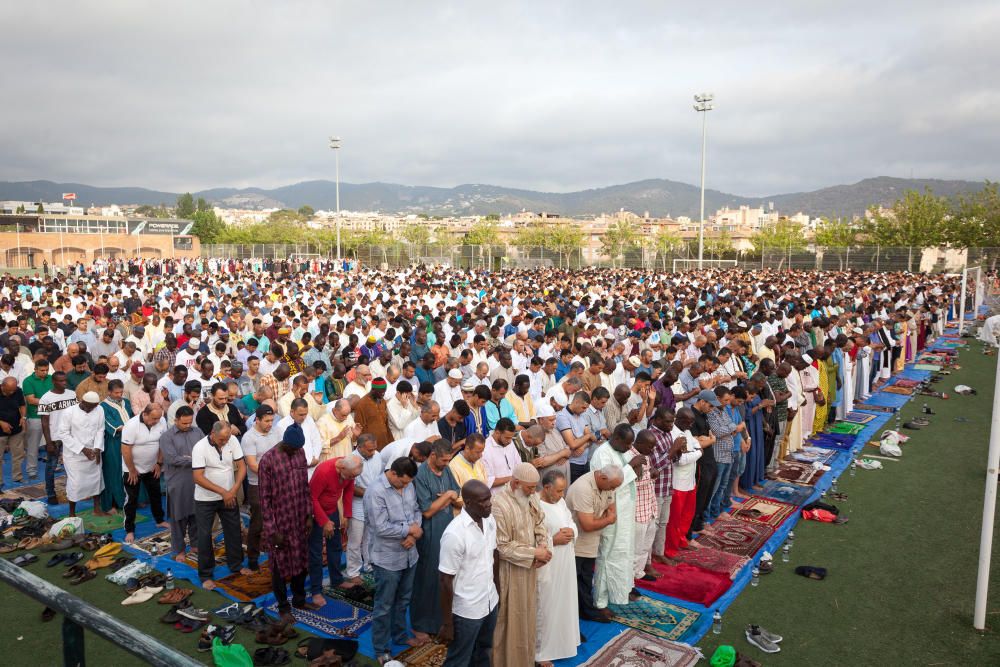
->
[57, 391, 106, 517]
[589, 424, 639, 608]
[536, 469, 580, 665]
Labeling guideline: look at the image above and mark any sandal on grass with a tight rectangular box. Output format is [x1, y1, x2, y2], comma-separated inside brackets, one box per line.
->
[794, 565, 827, 580]
[253, 647, 291, 666]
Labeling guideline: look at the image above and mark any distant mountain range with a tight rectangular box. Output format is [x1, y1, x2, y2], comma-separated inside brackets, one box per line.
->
[0, 176, 988, 219]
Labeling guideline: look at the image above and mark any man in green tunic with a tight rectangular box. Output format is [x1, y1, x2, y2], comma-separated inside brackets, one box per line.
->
[411, 438, 462, 643]
[100, 379, 133, 514]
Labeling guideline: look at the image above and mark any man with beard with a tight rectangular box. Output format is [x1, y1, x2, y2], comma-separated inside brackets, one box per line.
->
[491, 462, 551, 667]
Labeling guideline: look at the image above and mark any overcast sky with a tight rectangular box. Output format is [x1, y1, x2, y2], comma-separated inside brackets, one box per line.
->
[1, 1, 997, 196]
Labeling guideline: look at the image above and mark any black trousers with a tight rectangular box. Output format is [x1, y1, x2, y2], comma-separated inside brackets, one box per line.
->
[570, 462, 590, 484]
[123, 471, 164, 533]
[194, 499, 244, 580]
[575, 556, 602, 618]
[691, 456, 717, 533]
[271, 561, 307, 613]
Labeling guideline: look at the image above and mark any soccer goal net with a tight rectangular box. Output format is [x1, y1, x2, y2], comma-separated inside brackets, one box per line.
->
[672, 258, 738, 272]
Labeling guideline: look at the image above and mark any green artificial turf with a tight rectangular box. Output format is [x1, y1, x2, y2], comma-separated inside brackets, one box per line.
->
[699, 339, 1000, 666]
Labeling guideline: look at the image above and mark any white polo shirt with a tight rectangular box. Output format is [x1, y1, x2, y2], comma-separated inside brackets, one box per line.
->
[121, 415, 168, 474]
[438, 509, 499, 620]
[191, 435, 244, 501]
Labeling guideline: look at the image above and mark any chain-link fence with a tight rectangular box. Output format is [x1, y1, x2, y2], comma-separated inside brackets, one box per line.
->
[201, 242, 1000, 273]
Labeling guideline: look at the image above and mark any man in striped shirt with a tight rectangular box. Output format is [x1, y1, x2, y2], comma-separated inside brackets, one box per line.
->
[647, 406, 675, 563]
[630, 429, 661, 583]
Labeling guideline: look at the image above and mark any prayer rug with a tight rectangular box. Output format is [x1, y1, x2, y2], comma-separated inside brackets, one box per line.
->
[0, 477, 66, 502]
[324, 581, 375, 612]
[893, 379, 921, 388]
[129, 528, 171, 555]
[882, 385, 915, 395]
[808, 435, 857, 452]
[771, 461, 824, 486]
[913, 364, 942, 371]
[827, 422, 866, 435]
[264, 597, 371, 638]
[392, 641, 448, 666]
[843, 411, 877, 424]
[789, 447, 838, 466]
[607, 597, 700, 642]
[217, 563, 274, 602]
[580, 629, 700, 667]
[75, 508, 147, 533]
[731, 497, 797, 528]
[752, 480, 814, 505]
[635, 561, 732, 606]
[669, 546, 748, 579]
[695, 519, 774, 558]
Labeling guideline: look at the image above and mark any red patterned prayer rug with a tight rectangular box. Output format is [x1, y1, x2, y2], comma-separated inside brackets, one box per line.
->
[730, 497, 797, 528]
[636, 561, 733, 605]
[669, 546, 748, 579]
[695, 519, 774, 558]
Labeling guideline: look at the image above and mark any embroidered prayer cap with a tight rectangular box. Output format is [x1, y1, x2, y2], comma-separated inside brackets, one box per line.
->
[512, 462, 540, 484]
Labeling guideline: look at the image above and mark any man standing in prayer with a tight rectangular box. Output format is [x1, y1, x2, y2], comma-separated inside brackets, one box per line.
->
[411, 439, 462, 643]
[121, 404, 169, 543]
[448, 433, 492, 490]
[590, 423, 640, 607]
[258, 422, 313, 622]
[345, 434, 381, 587]
[56, 390, 105, 517]
[492, 462, 551, 667]
[365, 457, 423, 662]
[536, 469, 580, 665]
[159, 405, 202, 561]
[355, 377, 393, 450]
[565, 465, 621, 622]
[192, 421, 252, 590]
[629, 429, 660, 583]
[38, 371, 77, 504]
[308, 448, 363, 607]
[242, 405, 283, 571]
[438, 480, 499, 667]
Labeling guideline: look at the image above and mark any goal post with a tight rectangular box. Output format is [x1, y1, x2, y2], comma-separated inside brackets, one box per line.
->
[959, 265, 983, 335]
[672, 258, 738, 272]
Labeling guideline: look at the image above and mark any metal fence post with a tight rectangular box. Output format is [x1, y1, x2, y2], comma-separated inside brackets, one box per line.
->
[63, 615, 85, 667]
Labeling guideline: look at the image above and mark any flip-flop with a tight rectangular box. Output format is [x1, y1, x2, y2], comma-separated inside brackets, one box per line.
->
[46, 552, 70, 567]
[41, 607, 57, 622]
[70, 569, 97, 585]
[253, 647, 291, 666]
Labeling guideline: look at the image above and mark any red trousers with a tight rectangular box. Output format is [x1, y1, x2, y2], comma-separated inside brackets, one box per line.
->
[663, 487, 697, 557]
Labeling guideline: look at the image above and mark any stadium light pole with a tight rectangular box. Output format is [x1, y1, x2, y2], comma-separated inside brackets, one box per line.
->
[329, 136, 342, 263]
[694, 93, 714, 270]
[974, 349, 1000, 631]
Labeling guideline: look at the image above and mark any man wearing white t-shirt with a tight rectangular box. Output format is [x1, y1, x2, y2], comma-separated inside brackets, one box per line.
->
[438, 479, 499, 666]
[38, 370, 77, 504]
[121, 404, 169, 543]
[191, 422, 251, 589]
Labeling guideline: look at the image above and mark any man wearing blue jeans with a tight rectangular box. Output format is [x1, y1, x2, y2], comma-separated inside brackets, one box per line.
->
[363, 456, 422, 665]
[438, 479, 499, 667]
[704, 387, 743, 523]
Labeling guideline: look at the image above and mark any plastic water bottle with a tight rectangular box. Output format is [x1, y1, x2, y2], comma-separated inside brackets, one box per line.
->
[165, 569, 175, 590]
[712, 611, 722, 634]
[850, 460, 857, 477]
[781, 544, 790, 562]
[787, 531, 795, 548]
[831, 477, 839, 493]
[150, 543, 159, 557]
[751, 567, 760, 587]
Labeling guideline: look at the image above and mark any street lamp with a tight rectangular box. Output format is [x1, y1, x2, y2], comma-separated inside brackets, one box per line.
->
[693, 93, 714, 270]
[329, 136, 342, 263]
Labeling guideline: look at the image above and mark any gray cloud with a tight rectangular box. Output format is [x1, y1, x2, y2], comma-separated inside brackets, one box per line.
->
[0, 0, 997, 197]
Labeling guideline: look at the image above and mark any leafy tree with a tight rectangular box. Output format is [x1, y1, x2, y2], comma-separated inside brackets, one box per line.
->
[268, 209, 306, 224]
[704, 230, 735, 259]
[36, 203, 44, 214]
[947, 181, 1000, 247]
[189, 209, 225, 243]
[484, 214, 500, 221]
[196, 197, 211, 213]
[401, 224, 431, 246]
[600, 219, 640, 266]
[548, 224, 585, 268]
[512, 225, 548, 249]
[814, 217, 860, 247]
[651, 228, 683, 270]
[864, 188, 949, 270]
[465, 221, 500, 248]
[751, 219, 807, 254]
[297, 205, 315, 218]
[135, 204, 170, 218]
[175, 193, 196, 219]
[15, 205, 25, 214]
